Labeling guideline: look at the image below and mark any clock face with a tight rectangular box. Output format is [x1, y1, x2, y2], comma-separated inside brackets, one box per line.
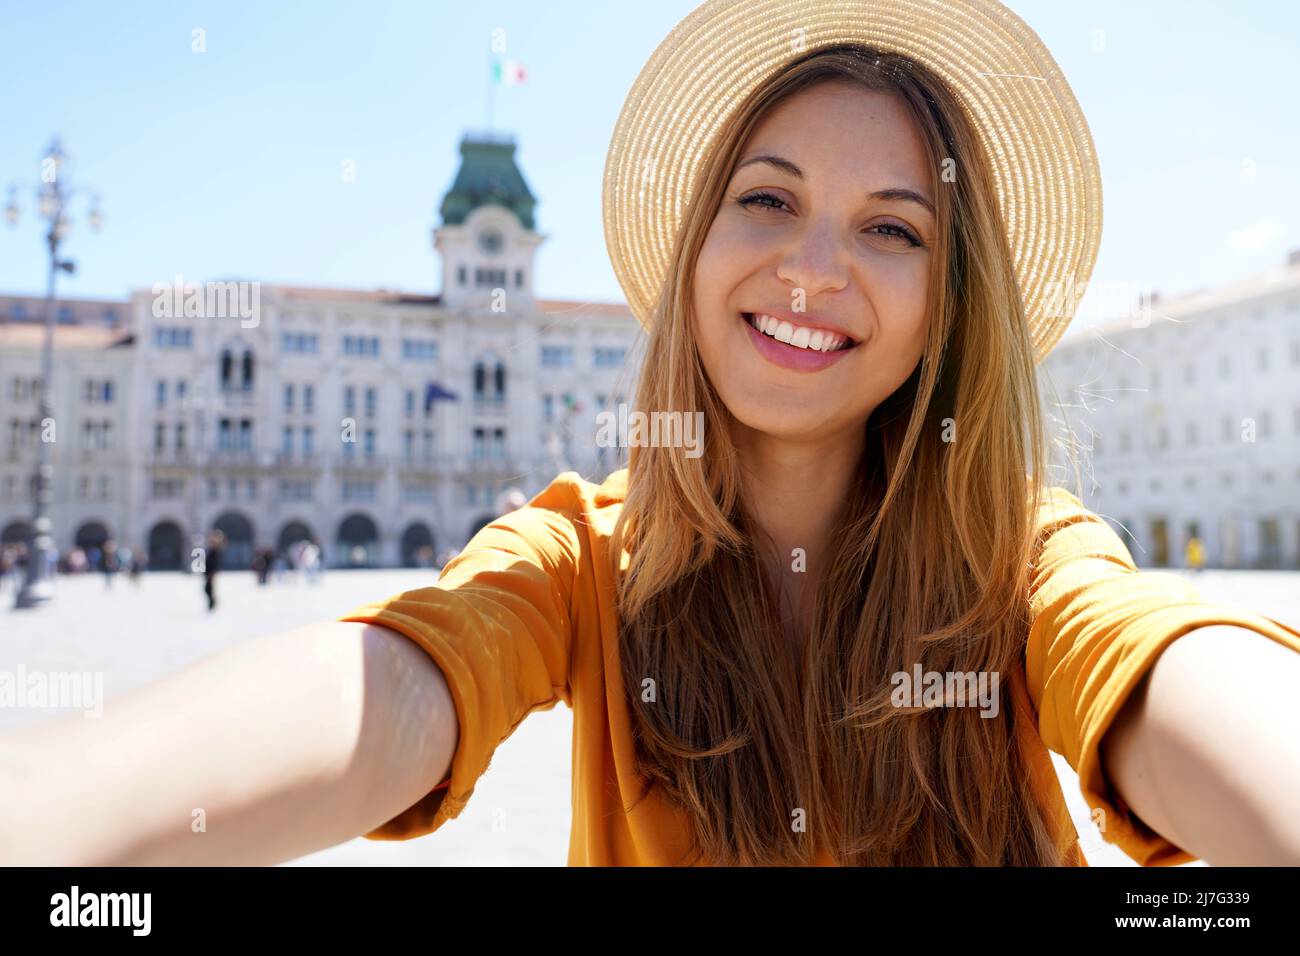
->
[478, 229, 503, 255]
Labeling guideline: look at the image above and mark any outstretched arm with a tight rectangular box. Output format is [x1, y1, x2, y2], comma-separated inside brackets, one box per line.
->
[1101, 623, 1300, 865]
[1025, 483, 1300, 864]
[0, 621, 457, 865]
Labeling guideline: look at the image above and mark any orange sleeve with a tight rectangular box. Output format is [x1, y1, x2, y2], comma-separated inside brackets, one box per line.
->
[1024, 485, 1300, 865]
[338, 476, 586, 841]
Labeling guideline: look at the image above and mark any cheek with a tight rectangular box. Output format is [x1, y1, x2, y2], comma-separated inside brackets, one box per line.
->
[693, 232, 725, 318]
[695, 221, 748, 295]
[691, 223, 752, 347]
[869, 258, 930, 361]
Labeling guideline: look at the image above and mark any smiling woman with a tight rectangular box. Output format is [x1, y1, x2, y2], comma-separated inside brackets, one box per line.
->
[589, 0, 1299, 866]
[611, 43, 1063, 865]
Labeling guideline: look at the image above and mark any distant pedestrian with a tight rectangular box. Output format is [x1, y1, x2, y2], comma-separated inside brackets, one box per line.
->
[204, 531, 226, 612]
[272, 552, 288, 583]
[1185, 536, 1206, 574]
[102, 540, 120, 588]
[129, 551, 145, 586]
[252, 548, 271, 586]
[301, 541, 322, 584]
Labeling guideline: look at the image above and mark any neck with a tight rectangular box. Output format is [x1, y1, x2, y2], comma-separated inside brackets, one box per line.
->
[734, 421, 865, 626]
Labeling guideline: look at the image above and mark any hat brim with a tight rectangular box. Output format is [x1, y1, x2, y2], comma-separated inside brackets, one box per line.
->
[602, 0, 1102, 363]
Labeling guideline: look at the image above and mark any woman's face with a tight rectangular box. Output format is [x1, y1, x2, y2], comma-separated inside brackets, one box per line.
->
[692, 81, 936, 442]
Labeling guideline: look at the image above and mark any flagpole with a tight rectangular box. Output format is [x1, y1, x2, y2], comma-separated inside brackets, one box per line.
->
[487, 51, 495, 133]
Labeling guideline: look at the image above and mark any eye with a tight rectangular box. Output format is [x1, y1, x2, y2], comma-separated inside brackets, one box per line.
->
[867, 222, 923, 247]
[736, 192, 924, 248]
[736, 190, 789, 212]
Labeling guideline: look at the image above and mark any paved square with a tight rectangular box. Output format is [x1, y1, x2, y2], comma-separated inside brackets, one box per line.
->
[3, 567, 1296, 866]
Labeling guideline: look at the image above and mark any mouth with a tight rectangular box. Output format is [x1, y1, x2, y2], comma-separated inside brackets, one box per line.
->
[741, 312, 858, 352]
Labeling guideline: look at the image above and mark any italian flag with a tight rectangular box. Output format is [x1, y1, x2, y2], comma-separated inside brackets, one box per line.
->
[492, 58, 526, 85]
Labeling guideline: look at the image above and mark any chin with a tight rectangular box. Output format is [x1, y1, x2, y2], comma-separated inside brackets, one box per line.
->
[726, 393, 834, 440]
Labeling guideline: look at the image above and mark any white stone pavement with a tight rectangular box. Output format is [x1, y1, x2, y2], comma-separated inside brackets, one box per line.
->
[2, 567, 1297, 866]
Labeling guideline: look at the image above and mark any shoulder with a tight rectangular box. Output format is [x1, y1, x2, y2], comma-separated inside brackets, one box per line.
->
[476, 468, 628, 555]
[1024, 475, 1094, 529]
[1023, 477, 1137, 573]
[431, 470, 632, 612]
[529, 467, 627, 512]
[523, 467, 627, 523]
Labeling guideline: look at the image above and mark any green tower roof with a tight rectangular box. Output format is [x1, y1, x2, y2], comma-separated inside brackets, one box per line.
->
[439, 134, 537, 231]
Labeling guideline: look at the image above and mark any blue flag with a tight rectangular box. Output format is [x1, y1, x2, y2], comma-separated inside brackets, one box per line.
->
[425, 381, 459, 412]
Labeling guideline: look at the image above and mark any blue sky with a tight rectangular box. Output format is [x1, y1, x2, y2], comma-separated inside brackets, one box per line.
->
[2, 0, 1297, 330]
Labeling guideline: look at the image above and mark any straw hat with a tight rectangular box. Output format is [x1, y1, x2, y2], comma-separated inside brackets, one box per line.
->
[601, 0, 1103, 362]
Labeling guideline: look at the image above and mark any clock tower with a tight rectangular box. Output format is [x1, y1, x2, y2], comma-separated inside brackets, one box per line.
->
[433, 133, 544, 310]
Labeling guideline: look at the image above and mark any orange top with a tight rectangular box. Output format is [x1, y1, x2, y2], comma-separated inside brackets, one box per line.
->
[340, 468, 1300, 865]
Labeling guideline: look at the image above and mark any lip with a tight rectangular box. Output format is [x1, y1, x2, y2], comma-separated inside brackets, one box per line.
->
[741, 312, 856, 372]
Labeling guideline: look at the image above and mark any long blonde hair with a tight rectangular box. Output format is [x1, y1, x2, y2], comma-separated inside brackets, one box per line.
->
[609, 45, 1062, 865]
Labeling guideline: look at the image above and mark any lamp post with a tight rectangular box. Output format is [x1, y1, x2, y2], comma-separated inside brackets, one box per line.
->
[5, 138, 104, 609]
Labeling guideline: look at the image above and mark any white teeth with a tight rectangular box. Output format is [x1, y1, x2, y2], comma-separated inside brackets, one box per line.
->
[748, 313, 848, 353]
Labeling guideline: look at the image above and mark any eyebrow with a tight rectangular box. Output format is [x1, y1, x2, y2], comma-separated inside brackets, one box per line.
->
[734, 153, 935, 215]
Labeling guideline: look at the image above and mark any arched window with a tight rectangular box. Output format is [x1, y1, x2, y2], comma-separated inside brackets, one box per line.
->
[473, 361, 486, 398]
[494, 362, 506, 400]
[220, 349, 233, 388]
[242, 350, 254, 390]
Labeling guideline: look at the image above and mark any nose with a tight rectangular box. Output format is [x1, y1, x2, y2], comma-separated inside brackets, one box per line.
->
[775, 215, 850, 300]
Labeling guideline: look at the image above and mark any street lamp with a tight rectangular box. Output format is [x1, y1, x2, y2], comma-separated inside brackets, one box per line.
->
[6, 137, 104, 609]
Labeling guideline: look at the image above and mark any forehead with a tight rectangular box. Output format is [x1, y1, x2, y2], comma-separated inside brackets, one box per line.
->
[739, 81, 931, 188]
